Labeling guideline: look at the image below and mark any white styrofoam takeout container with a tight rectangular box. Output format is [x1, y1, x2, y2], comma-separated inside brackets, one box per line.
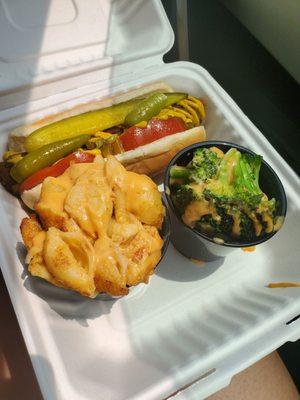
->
[0, 1, 300, 399]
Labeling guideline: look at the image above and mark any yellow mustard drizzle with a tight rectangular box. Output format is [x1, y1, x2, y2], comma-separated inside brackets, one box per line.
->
[157, 96, 205, 127]
[157, 107, 193, 125]
[84, 149, 101, 156]
[92, 131, 115, 139]
[179, 100, 200, 125]
[135, 121, 148, 128]
[3, 151, 23, 164]
[85, 131, 124, 157]
[184, 96, 206, 120]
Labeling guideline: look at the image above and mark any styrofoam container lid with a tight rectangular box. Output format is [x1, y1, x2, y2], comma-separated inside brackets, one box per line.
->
[0, 0, 174, 94]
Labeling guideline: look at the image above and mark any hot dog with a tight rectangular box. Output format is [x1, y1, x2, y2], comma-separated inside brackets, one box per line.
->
[1, 82, 206, 207]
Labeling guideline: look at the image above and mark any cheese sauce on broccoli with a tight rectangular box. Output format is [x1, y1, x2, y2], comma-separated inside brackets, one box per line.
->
[170, 146, 282, 242]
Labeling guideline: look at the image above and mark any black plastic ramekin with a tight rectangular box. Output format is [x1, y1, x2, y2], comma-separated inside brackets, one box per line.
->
[158, 201, 171, 263]
[164, 141, 287, 261]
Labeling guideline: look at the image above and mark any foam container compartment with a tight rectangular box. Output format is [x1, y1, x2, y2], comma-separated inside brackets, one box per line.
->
[0, 1, 299, 399]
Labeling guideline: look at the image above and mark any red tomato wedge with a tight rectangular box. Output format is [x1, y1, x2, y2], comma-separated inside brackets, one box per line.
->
[120, 117, 186, 151]
[19, 151, 95, 193]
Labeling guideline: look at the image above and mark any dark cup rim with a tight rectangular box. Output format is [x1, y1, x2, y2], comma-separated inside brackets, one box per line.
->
[164, 140, 287, 248]
[159, 199, 171, 262]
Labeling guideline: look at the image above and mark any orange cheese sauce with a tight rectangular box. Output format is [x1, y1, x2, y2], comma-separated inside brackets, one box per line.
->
[268, 282, 300, 288]
[242, 246, 256, 253]
[190, 258, 205, 266]
[183, 199, 218, 228]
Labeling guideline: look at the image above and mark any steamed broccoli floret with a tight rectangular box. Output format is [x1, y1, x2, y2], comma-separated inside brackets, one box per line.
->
[203, 148, 240, 204]
[188, 148, 221, 182]
[266, 198, 276, 212]
[217, 206, 234, 235]
[195, 214, 221, 236]
[234, 153, 264, 208]
[169, 148, 221, 184]
[169, 165, 190, 182]
[239, 213, 256, 241]
[204, 149, 265, 209]
[260, 197, 276, 215]
[195, 211, 234, 238]
[171, 184, 199, 214]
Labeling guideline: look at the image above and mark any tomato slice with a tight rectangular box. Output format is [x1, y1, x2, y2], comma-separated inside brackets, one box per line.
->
[120, 117, 186, 151]
[19, 151, 95, 193]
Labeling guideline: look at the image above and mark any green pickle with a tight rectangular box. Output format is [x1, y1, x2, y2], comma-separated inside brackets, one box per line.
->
[124, 92, 187, 127]
[164, 92, 188, 106]
[24, 92, 188, 152]
[11, 134, 90, 183]
[124, 93, 167, 127]
[25, 99, 142, 152]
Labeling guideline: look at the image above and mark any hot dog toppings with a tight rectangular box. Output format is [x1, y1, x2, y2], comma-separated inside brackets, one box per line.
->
[1, 90, 205, 194]
[120, 118, 186, 151]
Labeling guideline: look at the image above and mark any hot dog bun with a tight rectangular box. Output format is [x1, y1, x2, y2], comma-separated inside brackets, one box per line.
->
[117, 126, 206, 176]
[8, 82, 174, 152]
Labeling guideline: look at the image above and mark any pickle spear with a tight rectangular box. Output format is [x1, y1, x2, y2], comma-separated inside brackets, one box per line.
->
[11, 134, 90, 183]
[164, 92, 188, 106]
[25, 99, 142, 152]
[124, 93, 167, 127]
[25, 92, 187, 152]
[124, 92, 187, 127]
